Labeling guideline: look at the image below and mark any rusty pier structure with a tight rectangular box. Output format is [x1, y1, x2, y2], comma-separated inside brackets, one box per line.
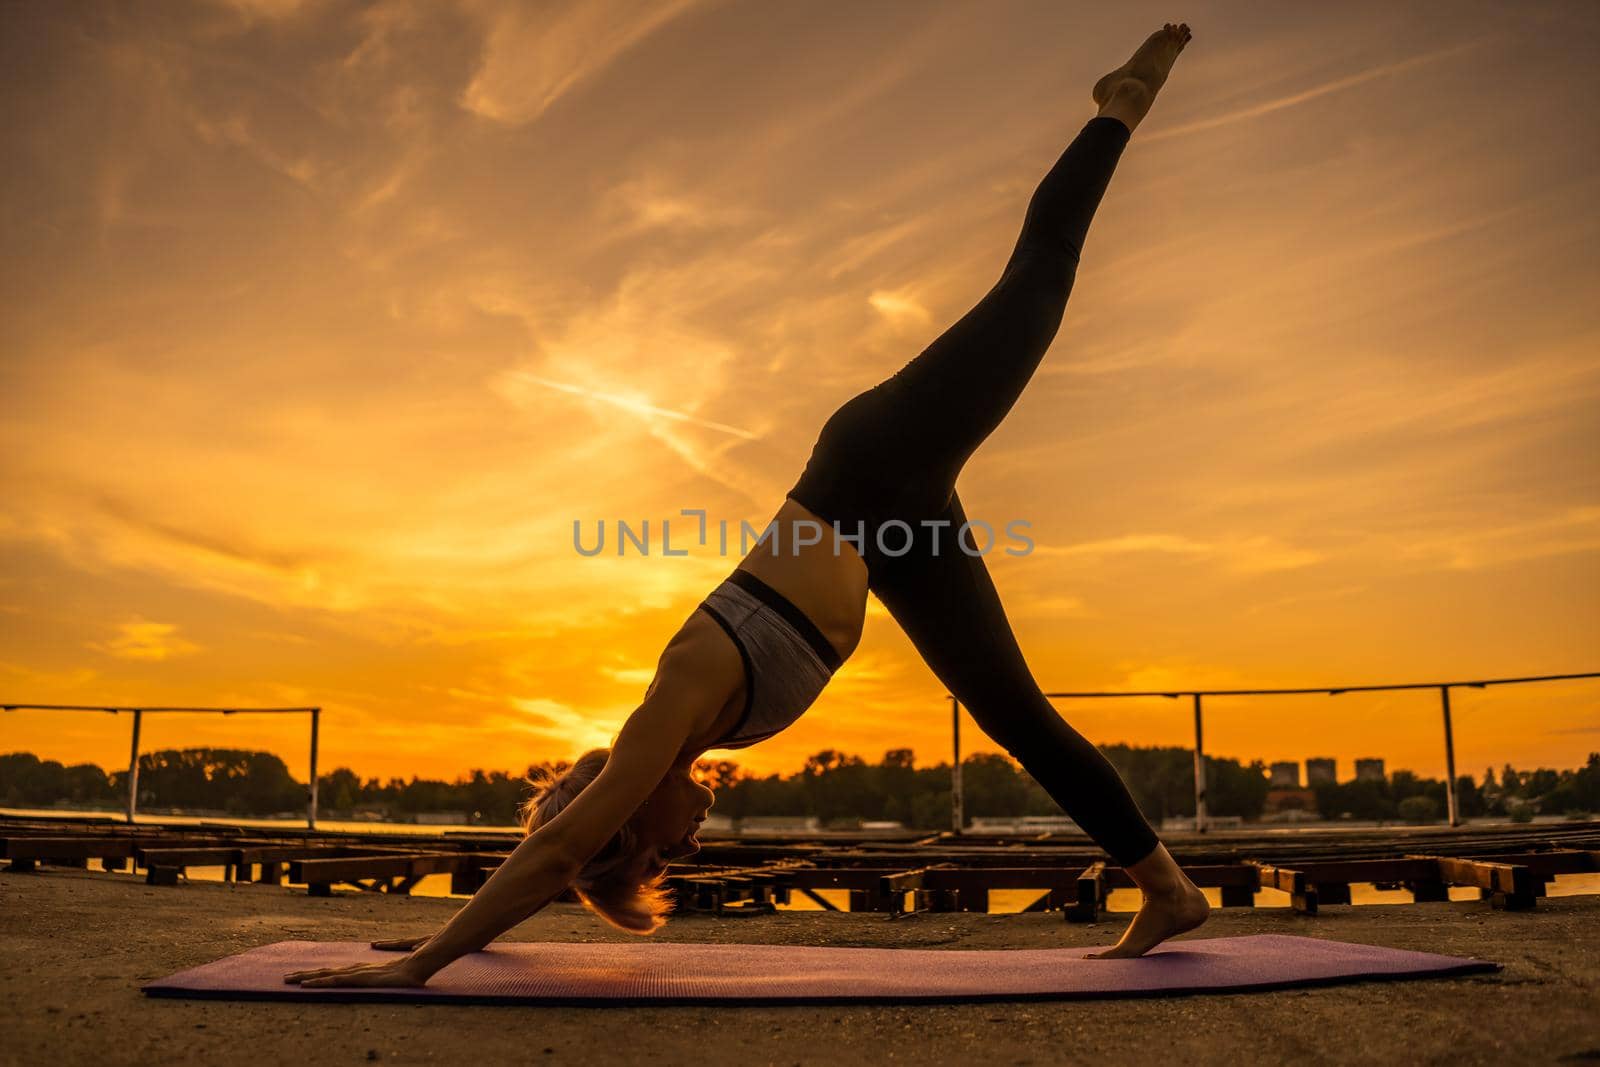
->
[3, 814, 1596, 922]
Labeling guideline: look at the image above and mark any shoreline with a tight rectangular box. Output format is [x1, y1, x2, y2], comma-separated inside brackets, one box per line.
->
[5, 804, 1589, 837]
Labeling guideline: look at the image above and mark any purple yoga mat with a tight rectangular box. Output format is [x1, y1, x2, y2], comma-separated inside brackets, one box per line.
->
[141, 934, 1498, 1004]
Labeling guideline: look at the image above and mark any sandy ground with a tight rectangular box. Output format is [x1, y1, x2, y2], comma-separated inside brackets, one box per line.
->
[1, 868, 1596, 1067]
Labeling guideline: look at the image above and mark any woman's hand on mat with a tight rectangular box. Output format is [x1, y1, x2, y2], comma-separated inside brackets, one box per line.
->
[284, 956, 432, 988]
[371, 934, 432, 952]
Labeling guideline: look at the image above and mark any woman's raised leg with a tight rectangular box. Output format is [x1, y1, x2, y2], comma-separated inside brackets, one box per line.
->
[786, 114, 1133, 533]
[867, 114, 1133, 510]
[787, 26, 1192, 532]
[881, 26, 1193, 490]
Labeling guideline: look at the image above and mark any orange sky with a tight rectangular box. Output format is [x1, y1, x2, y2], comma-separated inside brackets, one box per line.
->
[2, 1, 1596, 789]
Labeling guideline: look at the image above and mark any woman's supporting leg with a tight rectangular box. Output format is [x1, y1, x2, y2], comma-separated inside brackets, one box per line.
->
[867, 490, 1209, 957]
[866, 491, 1160, 865]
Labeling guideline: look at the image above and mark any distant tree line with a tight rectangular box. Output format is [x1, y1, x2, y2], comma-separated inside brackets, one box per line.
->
[0, 748, 306, 816]
[2, 748, 1596, 828]
[705, 745, 1278, 827]
[1310, 758, 1600, 823]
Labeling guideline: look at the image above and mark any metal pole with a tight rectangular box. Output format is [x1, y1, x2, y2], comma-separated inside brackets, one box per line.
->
[307, 707, 320, 830]
[950, 696, 963, 834]
[1192, 693, 1207, 833]
[125, 708, 142, 824]
[1440, 686, 1459, 827]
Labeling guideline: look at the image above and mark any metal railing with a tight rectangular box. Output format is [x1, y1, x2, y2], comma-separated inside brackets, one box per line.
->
[8, 670, 1597, 837]
[948, 671, 1599, 833]
[1, 704, 323, 828]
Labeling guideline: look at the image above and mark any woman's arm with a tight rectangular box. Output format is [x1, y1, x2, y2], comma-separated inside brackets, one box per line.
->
[404, 686, 710, 978]
[285, 631, 739, 988]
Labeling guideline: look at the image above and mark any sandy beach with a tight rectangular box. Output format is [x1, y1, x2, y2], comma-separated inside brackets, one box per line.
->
[2, 866, 1596, 1066]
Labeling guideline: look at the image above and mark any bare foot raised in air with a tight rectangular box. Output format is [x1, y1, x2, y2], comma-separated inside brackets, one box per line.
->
[1092, 22, 1193, 133]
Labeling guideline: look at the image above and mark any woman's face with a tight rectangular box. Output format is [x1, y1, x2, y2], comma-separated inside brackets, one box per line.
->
[630, 762, 715, 879]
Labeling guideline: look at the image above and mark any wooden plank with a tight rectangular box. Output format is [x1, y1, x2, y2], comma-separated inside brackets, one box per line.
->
[1066, 861, 1104, 923]
[1251, 863, 1317, 914]
[232, 845, 357, 883]
[957, 886, 989, 913]
[847, 887, 887, 912]
[784, 867, 903, 890]
[136, 847, 243, 866]
[1470, 849, 1597, 876]
[796, 889, 844, 915]
[934, 867, 1093, 890]
[1317, 882, 1353, 906]
[444, 850, 510, 892]
[289, 853, 463, 892]
[1406, 854, 1539, 910]
[1103, 864, 1260, 889]
[1250, 862, 1303, 894]
[236, 845, 356, 863]
[146, 866, 181, 886]
[1232, 858, 1437, 885]
[1219, 884, 1255, 908]
[877, 863, 955, 895]
[1, 837, 140, 861]
[1020, 889, 1067, 913]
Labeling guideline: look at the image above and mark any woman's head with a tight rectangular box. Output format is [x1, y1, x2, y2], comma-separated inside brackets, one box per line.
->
[519, 749, 715, 934]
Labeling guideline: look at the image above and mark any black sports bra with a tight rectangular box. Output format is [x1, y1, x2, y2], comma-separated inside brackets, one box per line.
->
[695, 569, 843, 750]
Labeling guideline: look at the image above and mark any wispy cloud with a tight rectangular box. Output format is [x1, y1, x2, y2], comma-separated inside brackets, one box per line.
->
[1394, 505, 1600, 572]
[599, 174, 759, 234]
[1029, 532, 1324, 575]
[867, 287, 933, 327]
[459, 0, 706, 125]
[499, 370, 758, 440]
[504, 697, 628, 755]
[1144, 39, 1490, 142]
[87, 619, 202, 662]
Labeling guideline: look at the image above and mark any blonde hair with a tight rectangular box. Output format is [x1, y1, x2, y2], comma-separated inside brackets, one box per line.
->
[518, 748, 674, 934]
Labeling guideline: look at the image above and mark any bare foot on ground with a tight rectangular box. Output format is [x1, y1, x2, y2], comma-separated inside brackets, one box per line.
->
[1086, 882, 1211, 959]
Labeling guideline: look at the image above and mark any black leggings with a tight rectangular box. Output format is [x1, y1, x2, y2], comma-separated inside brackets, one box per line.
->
[787, 116, 1161, 867]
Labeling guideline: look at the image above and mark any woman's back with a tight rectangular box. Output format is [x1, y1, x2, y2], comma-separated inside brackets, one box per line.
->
[735, 496, 869, 663]
[660, 496, 869, 755]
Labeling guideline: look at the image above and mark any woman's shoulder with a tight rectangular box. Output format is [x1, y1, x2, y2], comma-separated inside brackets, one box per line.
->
[637, 607, 747, 733]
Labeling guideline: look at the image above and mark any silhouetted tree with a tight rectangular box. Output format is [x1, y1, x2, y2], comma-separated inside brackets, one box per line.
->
[7, 747, 1596, 829]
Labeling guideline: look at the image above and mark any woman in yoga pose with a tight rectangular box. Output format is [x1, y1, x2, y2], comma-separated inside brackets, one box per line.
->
[287, 23, 1203, 989]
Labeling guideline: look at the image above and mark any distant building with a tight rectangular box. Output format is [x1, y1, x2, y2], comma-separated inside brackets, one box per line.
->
[1263, 788, 1319, 819]
[1161, 814, 1243, 831]
[1355, 758, 1386, 782]
[968, 816, 1084, 834]
[1306, 758, 1337, 786]
[1269, 761, 1301, 787]
[735, 815, 819, 832]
